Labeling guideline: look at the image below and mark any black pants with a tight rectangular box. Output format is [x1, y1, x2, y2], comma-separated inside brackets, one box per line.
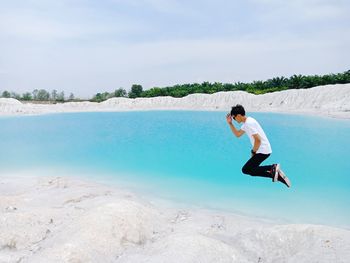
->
[242, 153, 273, 179]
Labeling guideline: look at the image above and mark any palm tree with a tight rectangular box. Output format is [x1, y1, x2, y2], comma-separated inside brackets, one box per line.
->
[267, 76, 288, 88]
[288, 75, 305, 89]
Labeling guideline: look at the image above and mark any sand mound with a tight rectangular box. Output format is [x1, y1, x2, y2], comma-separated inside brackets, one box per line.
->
[1, 174, 349, 263]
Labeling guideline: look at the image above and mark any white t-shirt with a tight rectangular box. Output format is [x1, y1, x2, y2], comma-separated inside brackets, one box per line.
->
[241, 116, 272, 154]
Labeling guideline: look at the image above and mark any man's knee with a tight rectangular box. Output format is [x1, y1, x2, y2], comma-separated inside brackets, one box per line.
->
[242, 165, 252, 175]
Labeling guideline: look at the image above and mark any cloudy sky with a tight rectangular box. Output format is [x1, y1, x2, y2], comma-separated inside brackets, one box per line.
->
[0, 0, 349, 98]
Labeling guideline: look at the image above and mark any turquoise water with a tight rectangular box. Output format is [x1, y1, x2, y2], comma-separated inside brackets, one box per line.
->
[1, 111, 349, 227]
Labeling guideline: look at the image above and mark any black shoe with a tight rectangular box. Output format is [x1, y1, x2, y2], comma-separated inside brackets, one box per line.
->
[278, 169, 291, 188]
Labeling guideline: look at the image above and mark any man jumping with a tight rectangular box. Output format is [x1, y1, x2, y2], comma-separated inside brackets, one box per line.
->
[226, 104, 291, 187]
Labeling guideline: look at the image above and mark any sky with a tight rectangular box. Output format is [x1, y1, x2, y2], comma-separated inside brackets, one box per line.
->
[0, 0, 349, 98]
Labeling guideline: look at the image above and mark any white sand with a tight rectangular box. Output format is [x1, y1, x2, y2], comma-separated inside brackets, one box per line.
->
[1, 173, 349, 263]
[1, 83, 350, 118]
[1, 84, 350, 262]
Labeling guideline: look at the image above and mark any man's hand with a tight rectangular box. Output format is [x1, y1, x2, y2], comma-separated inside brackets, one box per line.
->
[226, 113, 232, 124]
[226, 113, 245, 137]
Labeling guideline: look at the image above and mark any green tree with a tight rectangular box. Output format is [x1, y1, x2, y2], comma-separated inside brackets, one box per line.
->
[128, 84, 143, 98]
[2, 91, 11, 98]
[51, 90, 58, 101]
[57, 91, 65, 102]
[288, 75, 305, 89]
[32, 89, 39, 100]
[91, 92, 110, 102]
[114, 88, 127, 97]
[266, 77, 288, 88]
[37, 89, 50, 101]
[69, 93, 75, 101]
[10, 92, 21, 100]
[92, 93, 103, 102]
[22, 92, 32, 101]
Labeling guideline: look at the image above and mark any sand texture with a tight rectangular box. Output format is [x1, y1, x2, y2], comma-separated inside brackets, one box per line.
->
[1, 174, 349, 263]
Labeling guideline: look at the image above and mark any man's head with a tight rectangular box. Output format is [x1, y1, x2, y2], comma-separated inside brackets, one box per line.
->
[230, 104, 246, 123]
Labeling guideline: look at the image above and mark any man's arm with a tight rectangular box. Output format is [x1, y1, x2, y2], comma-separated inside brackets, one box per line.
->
[252, 133, 261, 153]
[226, 113, 245, 138]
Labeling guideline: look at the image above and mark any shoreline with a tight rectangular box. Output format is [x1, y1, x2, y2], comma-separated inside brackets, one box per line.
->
[1, 84, 350, 119]
[1, 172, 350, 262]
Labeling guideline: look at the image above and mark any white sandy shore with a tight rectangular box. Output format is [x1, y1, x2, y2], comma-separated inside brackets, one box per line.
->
[1, 84, 350, 118]
[1, 173, 349, 263]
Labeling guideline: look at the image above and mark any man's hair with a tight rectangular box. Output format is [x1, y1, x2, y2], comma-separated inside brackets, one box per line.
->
[230, 104, 245, 116]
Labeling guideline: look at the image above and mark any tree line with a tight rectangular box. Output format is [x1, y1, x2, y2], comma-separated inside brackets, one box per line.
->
[140, 70, 350, 98]
[1, 70, 349, 103]
[0, 89, 75, 102]
[91, 70, 350, 102]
